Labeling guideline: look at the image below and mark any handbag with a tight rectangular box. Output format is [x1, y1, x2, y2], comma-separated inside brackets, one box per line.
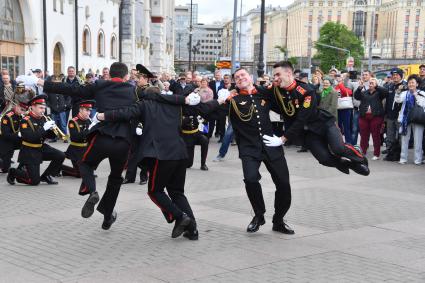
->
[337, 96, 354, 110]
[408, 104, 425, 125]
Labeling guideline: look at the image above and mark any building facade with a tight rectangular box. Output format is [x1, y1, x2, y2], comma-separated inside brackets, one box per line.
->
[0, 0, 120, 78]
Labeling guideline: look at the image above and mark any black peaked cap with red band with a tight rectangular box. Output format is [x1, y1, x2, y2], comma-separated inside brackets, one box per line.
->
[78, 100, 95, 110]
[28, 94, 48, 106]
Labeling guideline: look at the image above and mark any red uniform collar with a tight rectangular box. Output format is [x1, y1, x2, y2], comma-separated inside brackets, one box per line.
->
[111, 77, 124, 83]
[284, 80, 297, 91]
[239, 87, 258, 95]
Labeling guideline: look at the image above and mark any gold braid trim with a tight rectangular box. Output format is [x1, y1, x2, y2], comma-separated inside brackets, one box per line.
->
[274, 87, 295, 117]
[230, 99, 255, 122]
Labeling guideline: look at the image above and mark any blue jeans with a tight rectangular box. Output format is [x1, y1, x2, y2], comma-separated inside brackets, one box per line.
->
[218, 123, 234, 157]
[52, 112, 68, 135]
[351, 109, 360, 145]
[338, 108, 353, 144]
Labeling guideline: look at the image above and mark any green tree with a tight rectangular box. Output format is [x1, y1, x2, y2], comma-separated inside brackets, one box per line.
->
[314, 22, 364, 72]
[274, 45, 288, 60]
[288, 56, 298, 67]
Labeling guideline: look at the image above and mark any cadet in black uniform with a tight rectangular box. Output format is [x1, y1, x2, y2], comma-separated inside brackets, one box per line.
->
[97, 87, 223, 240]
[181, 103, 210, 171]
[122, 65, 152, 185]
[226, 68, 294, 235]
[7, 95, 65, 185]
[0, 99, 28, 173]
[60, 100, 94, 181]
[264, 61, 369, 176]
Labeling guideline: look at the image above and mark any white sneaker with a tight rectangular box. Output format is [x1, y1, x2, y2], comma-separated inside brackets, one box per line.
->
[372, 156, 380, 161]
[398, 160, 407, 165]
[212, 156, 224, 162]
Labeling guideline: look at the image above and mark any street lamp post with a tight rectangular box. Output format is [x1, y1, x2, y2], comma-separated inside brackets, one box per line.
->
[257, 0, 265, 78]
[192, 40, 201, 71]
[188, 0, 193, 71]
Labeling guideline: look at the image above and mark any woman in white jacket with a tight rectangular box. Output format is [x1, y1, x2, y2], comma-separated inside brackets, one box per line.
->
[395, 75, 425, 165]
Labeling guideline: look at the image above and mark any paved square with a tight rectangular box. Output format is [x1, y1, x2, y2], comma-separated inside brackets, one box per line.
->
[1, 141, 425, 282]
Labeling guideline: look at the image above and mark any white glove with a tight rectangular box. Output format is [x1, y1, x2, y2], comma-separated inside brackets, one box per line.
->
[263, 134, 284, 147]
[16, 74, 39, 87]
[217, 89, 230, 104]
[136, 127, 143, 135]
[88, 114, 100, 130]
[18, 132, 22, 138]
[188, 92, 201, 106]
[43, 120, 56, 131]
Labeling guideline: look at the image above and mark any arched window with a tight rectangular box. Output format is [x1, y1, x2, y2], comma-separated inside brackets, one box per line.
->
[353, 11, 366, 38]
[110, 34, 117, 59]
[97, 30, 105, 57]
[82, 26, 91, 55]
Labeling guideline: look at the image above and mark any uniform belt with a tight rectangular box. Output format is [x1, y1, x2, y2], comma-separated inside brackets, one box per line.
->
[70, 142, 88, 147]
[182, 128, 199, 134]
[22, 141, 42, 148]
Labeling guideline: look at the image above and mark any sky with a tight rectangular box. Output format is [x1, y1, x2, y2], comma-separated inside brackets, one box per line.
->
[175, 0, 295, 24]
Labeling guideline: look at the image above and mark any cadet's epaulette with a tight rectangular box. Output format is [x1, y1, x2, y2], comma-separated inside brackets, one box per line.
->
[296, 86, 307, 96]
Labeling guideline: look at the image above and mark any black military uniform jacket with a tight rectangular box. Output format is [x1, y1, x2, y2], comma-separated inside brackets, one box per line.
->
[66, 116, 90, 161]
[227, 87, 284, 161]
[104, 96, 218, 161]
[261, 80, 335, 145]
[44, 79, 138, 144]
[18, 114, 56, 164]
[0, 110, 21, 155]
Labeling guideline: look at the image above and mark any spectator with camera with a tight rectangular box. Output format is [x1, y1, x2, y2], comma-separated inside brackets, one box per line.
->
[395, 74, 425, 165]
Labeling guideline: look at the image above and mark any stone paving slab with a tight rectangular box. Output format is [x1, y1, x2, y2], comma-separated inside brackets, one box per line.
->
[1, 141, 425, 282]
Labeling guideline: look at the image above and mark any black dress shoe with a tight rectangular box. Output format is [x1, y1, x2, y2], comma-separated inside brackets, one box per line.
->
[183, 229, 199, 240]
[139, 178, 147, 185]
[122, 178, 135, 184]
[81, 191, 100, 218]
[40, 175, 58, 185]
[247, 215, 265, 233]
[381, 149, 388, 155]
[172, 213, 192, 238]
[102, 210, 117, 230]
[349, 162, 370, 176]
[200, 164, 208, 171]
[7, 168, 16, 185]
[272, 222, 295, 234]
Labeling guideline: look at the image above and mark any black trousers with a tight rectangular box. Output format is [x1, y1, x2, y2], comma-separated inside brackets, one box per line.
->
[78, 134, 130, 217]
[0, 150, 14, 172]
[186, 132, 209, 168]
[124, 136, 147, 182]
[145, 158, 194, 223]
[61, 160, 81, 178]
[208, 117, 225, 139]
[15, 145, 65, 185]
[241, 152, 291, 224]
[305, 123, 365, 171]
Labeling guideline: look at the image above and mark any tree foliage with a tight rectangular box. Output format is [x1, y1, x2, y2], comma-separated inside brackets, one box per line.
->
[288, 57, 298, 67]
[314, 22, 364, 72]
[274, 45, 288, 59]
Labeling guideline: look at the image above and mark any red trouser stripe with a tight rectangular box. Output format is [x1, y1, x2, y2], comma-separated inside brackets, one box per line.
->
[345, 144, 363, 158]
[82, 135, 97, 162]
[148, 159, 173, 222]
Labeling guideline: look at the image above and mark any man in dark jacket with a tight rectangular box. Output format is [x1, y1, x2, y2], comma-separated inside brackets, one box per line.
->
[208, 70, 225, 140]
[97, 88, 223, 240]
[383, 68, 407, 159]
